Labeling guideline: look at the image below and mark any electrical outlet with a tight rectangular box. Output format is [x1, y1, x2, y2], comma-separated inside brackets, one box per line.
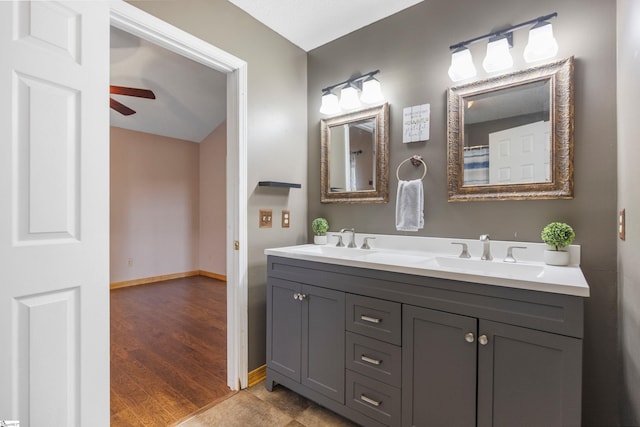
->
[619, 209, 626, 240]
[127, 258, 133, 267]
[282, 210, 290, 228]
[259, 209, 273, 228]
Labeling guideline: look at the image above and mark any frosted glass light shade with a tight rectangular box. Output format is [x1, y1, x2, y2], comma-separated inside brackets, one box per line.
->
[340, 85, 361, 110]
[320, 92, 340, 115]
[448, 48, 477, 82]
[482, 37, 513, 73]
[524, 22, 558, 63]
[360, 78, 384, 104]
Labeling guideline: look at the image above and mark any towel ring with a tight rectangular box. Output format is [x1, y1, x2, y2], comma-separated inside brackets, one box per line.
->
[396, 155, 427, 181]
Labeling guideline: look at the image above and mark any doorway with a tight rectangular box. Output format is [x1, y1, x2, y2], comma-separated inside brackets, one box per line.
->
[110, 1, 249, 394]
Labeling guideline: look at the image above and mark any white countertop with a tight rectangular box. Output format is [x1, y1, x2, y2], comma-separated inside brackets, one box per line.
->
[265, 234, 590, 297]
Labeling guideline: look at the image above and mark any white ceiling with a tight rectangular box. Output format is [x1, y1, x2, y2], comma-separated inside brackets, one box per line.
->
[110, 1, 425, 141]
[228, 0, 425, 52]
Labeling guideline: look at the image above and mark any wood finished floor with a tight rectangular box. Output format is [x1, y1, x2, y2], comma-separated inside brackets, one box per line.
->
[111, 275, 231, 426]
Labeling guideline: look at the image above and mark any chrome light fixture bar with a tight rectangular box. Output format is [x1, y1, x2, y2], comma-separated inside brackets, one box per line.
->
[448, 12, 558, 82]
[319, 70, 384, 115]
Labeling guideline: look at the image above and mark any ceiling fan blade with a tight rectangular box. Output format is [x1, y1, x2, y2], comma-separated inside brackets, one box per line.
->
[110, 85, 156, 99]
[110, 98, 136, 116]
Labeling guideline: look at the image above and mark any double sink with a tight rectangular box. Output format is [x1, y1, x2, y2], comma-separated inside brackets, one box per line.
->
[288, 244, 545, 278]
[265, 237, 590, 297]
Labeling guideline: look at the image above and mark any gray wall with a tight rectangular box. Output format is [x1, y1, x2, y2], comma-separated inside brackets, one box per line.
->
[129, 0, 308, 371]
[307, 0, 618, 424]
[617, 0, 640, 424]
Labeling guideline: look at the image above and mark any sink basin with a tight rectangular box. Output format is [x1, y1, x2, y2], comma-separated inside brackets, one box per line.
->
[290, 245, 373, 258]
[430, 257, 544, 279]
[359, 251, 431, 265]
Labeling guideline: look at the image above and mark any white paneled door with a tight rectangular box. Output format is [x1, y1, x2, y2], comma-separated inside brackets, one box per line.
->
[0, 2, 109, 426]
[488, 120, 551, 184]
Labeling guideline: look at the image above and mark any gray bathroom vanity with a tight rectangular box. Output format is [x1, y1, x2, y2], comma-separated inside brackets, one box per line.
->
[265, 237, 587, 427]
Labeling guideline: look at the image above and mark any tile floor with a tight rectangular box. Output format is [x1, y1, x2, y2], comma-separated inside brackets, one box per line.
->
[177, 381, 359, 427]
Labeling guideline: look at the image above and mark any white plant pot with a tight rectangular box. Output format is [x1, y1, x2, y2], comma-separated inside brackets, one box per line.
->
[544, 249, 570, 266]
[314, 235, 328, 245]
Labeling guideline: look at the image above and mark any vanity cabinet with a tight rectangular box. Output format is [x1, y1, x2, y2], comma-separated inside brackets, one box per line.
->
[266, 256, 584, 427]
[402, 305, 582, 427]
[266, 278, 345, 404]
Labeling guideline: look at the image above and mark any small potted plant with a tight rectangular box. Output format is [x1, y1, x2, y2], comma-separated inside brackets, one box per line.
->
[311, 217, 329, 245]
[541, 222, 575, 266]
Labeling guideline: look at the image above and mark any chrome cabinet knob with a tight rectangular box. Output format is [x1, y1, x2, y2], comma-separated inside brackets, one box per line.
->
[298, 293, 307, 300]
[478, 334, 489, 346]
[464, 332, 475, 343]
[293, 293, 307, 301]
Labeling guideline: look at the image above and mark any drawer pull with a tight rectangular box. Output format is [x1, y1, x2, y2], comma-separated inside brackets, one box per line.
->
[360, 394, 381, 407]
[360, 315, 382, 324]
[361, 354, 382, 365]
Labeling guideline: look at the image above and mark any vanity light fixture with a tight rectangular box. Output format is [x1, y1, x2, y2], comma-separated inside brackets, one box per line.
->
[319, 70, 383, 115]
[339, 82, 362, 110]
[360, 75, 384, 104]
[448, 12, 558, 81]
[448, 47, 477, 82]
[482, 33, 513, 73]
[524, 20, 559, 63]
[320, 90, 341, 115]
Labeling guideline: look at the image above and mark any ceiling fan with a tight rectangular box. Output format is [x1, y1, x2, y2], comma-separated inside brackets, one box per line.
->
[110, 85, 156, 116]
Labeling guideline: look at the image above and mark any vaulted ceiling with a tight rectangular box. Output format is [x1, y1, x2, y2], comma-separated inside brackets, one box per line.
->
[109, 1, 425, 142]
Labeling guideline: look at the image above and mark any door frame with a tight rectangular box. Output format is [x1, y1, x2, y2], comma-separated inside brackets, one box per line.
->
[110, 1, 249, 390]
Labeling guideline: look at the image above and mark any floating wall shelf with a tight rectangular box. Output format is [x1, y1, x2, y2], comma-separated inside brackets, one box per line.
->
[258, 181, 302, 189]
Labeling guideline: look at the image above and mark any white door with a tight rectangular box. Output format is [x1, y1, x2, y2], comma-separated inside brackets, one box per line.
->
[0, 2, 109, 426]
[489, 120, 551, 184]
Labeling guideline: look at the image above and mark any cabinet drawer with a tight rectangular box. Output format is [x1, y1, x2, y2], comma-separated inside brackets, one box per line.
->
[346, 294, 401, 345]
[346, 332, 401, 387]
[346, 370, 401, 427]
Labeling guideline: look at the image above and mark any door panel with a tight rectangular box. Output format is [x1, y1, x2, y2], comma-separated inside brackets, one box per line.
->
[402, 305, 477, 427]
[0, 2, 109, 426]
[267, 278, 302, 381]
[301, 284, 345, 404]
[477, 320, 582, 427]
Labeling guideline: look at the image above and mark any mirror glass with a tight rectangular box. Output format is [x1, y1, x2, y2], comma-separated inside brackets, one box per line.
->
[328, 118, 376, 192]
[448, 57, 574, 201]
[321, 103, 389, 203]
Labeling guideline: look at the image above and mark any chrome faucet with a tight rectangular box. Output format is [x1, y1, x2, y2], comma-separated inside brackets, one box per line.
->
[480, 234, 492, 260]
[361, 237, 376, 250]
[340, 228, 357, 248]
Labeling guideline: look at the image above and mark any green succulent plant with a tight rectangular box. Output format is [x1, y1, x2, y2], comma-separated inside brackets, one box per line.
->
[541, 222, 575, 251]
[311, 217, 329, 235]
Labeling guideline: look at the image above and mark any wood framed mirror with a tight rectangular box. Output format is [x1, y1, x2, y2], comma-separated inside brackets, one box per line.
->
[447, 57, 574, 201]
[320, 103, 389, 203]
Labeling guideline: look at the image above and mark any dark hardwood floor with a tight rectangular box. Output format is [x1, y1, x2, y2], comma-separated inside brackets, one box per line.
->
[111, 275, 231, 426]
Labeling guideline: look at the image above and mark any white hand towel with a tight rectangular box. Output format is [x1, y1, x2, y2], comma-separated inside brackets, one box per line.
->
[396, 179, 424, 231]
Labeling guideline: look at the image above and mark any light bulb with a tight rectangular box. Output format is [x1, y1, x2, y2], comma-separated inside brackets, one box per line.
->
[339, 84, 361, 110]
[319, 92, 340, 115]
[483, 36, 513, 73]
[524, 21, 558, 63]
[360, 77, 384, 104]
[448, 47, 477, 82]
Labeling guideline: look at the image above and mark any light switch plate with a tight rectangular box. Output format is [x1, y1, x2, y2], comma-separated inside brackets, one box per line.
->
[259, 209, 272, 228]
[282, 210, 290, 228]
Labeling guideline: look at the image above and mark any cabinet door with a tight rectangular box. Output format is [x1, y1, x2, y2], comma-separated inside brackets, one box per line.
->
[301, 284, 345, 404]
[267, 278, 302, 382]
[402, 305, 477, 427]
[477, 320, 582, 427]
